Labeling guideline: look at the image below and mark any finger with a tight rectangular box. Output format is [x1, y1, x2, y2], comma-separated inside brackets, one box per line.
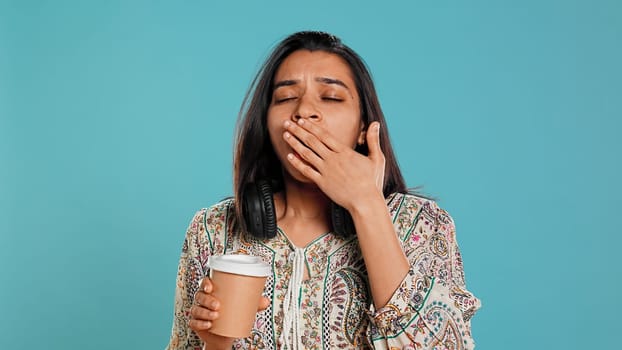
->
[188, 318, 212, 331]
[284, 120, 330, 158]
[283, 131, 323, 168]
[287, 120, 340, 154]
[295, 118, 344, 151]
[190, 304, 220, 321]
[195, 291, 221, 310]
[366, 122, 383, 161]
[198, 277, 213, 294]
[257, 296, 270, 311]
[286, 152, 322, 182]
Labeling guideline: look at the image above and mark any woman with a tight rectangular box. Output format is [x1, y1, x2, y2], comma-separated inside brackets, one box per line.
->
[166, 31, 480, 350]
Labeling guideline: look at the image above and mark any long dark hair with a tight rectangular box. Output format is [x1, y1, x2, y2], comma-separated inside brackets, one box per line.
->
[233, 31, 408, 234]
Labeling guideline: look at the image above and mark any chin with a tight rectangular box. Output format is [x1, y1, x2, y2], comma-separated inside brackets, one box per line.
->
[282, 166, 317, 186]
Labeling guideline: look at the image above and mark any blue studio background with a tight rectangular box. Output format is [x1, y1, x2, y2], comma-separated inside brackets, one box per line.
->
[1, 0, 620, 349]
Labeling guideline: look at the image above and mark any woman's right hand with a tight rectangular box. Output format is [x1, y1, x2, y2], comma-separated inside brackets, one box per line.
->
[189, 277, 221, 335]
[189, 277, 270, 349]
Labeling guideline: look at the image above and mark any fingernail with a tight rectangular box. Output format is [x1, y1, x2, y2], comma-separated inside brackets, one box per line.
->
[211, 301, 219, 308]
[284, 121, 290, 127]
[297, 119, 304, 125]
[284, 131, 291, 139]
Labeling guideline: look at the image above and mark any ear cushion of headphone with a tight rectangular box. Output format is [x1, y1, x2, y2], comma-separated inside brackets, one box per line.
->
[257, 179, 277, 239]
[331, 202, 355, 238]
[242, 180, 277, 239]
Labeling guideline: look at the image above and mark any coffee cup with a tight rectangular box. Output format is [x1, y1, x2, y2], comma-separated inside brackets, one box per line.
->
[206, 254, 271, 338]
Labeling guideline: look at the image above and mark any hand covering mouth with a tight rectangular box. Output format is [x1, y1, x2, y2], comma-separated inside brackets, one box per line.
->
[291, 136, 320, 171]
[293, 136, 319, 159]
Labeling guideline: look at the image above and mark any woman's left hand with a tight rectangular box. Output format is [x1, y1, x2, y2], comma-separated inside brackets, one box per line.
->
[283, 119, 385, 211]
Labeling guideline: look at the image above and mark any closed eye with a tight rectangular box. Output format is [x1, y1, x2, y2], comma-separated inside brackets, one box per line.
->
[275, 97, 297, 104]
[322, 97, 343, 102]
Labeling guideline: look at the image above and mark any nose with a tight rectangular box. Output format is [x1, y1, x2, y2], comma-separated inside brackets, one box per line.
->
[291, 96, 321, 122]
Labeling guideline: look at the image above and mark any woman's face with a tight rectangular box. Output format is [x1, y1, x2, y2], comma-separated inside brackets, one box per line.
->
[267, 50, 363, 184]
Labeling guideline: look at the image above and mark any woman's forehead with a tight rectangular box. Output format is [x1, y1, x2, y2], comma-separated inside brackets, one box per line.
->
[274, 50, 355, 84]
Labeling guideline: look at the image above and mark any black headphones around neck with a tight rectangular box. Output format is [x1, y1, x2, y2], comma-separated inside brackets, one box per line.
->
[242, 179, 355, 239]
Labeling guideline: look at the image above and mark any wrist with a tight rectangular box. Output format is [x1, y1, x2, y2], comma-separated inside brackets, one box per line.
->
[202, 332, 234, 350]
[346, 190, 386, 220]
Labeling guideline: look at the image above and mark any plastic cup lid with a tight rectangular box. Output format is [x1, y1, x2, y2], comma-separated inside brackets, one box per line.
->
[207, 254, 271, 277]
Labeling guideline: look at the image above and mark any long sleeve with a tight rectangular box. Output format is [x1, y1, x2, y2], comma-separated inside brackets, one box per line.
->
[366, 198, 481, 349]
[166, 209, 211, 350]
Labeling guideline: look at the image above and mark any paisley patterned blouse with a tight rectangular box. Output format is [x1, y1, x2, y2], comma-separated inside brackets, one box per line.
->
[165, 193, 480, 349]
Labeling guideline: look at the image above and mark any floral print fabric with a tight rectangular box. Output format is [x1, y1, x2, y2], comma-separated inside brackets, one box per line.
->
[166, 193, 480, 349]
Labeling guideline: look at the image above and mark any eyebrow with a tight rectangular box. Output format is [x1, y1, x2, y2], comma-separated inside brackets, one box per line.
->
[273, 77, 351, 91]
[273, 79, 298, 90]
[315, 77, 350, 90]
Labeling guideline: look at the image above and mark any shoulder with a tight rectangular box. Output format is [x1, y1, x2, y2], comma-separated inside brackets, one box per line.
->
[187, 198, 234, 230]
[389, 192, 447, 221]
[186, 198, 236, 254]
[394, 192, 452, 221]
[203, 197, 236, 230]
[389, 192, 456, 240]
